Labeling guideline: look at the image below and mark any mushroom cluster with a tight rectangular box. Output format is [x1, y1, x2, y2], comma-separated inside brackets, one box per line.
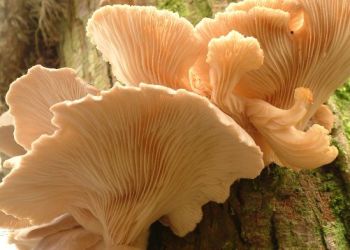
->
[0, 0, 349, 249]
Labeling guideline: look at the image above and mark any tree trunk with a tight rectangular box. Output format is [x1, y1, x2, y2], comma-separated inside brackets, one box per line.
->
[1, 0, 350, 249]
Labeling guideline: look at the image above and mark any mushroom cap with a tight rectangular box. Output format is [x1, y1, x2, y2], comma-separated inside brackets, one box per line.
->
[0, 112, 27, 229]
[310, 104, 334, 132]
[193, 0, 350, 169]
[0, 210, 30, 229]
[225, 0, 301, 13]
[9, 214, 102, 250]
[0, 84, 263, 248]
[245, 88, 338, 169]
[195, 0, 350, 125]
[0, 111, 25, 157]
[205, 27, 337, 169]
[6, 65, 99, 150]
[86, 5, 200, 89]
[207, 30, 263, 125]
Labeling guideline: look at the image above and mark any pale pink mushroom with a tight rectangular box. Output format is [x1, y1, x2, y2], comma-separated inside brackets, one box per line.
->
[0, 112, 26, 229]
[0, 111, 25, 157]
[9, 214, 102, 250]
[0, 210, 30, 229]
[192, 0, 350, 169]
[86, 5, 200, 89]
[193, 0, 302, 96]
[6, 65, 99, 150]
[310, 105, 334, 132]
[0, 84, 263, 249]
[0, 65, 100, 232]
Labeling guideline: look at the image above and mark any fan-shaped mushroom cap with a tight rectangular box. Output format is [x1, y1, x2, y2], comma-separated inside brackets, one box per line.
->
[207, 30, 263, 125]
[310, 104, 334, 132]
[86, 5, 200, 89]
[0, 84, 263, 249]
[9, 214, 102, 250]
[0, 111, 25, 157]
[225, 0, 301, 13]
[0, 210, 30, 229]
[206, 27, 337, 169]
[6, 65, 99, 150]
[245, 88, 338, 169]
[196, 0, 350, 122]
[193, 3, 300, 97]
[194, 0, 350, 169]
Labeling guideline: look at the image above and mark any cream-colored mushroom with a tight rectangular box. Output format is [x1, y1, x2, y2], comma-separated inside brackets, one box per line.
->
[0, 65, 101, 234]
[86, 5, 200, 89]
[6, 65, 99, 150]
[310, 105, 334, 132]
[0, 210, 30, 229]
[0, 111, 25, 157]
[193, 0, 350, 169]
[0, 112, 28, 228]
[0, 84, 263, 249]
[9, 214, 102, 250]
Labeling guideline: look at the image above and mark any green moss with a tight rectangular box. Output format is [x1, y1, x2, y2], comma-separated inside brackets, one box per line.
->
[222, 241, 234, 250]
[157, 0, 189, 16]
[191, 0, 212, 22]
[332, 80, 350, 140]
[319, 169, 350, 242]
[157, 0, 212, 24]
[321, 179, 345, 216]
[323, 222, 348, 250]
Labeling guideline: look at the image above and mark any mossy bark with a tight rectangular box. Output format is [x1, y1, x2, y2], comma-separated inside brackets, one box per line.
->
[1, 0, 350, 249]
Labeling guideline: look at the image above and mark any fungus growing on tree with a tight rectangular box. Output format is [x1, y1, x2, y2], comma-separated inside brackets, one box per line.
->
[9, 214, 102, 250]
[310, 105, 335, 132]
[6, 65, 99, 150]
[0, 84, 263, 249]
[0, 111, 24, 157]
[86, 5, 200, 89]
[0, 65, 100, 236]
[191, 0, 350, 169]
[1, 0, 349, 248]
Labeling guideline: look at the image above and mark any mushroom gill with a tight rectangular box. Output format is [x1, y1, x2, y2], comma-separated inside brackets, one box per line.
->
[0, 111, 25, 157]
[87, 5, 200, 89]
[8, 214, 102, 250]
[193, 0, 350, 169]
[0, 84, 263, 249]
[5, 65, 99, 150]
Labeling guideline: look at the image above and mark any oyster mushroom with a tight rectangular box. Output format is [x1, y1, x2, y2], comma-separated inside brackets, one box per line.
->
[6, 65, 99, 150]
[0, 65, 100, 231]
[310, 104, 334, 132]
[192, 0, 350, 169]
[0, 84, 263, 249]
[0, 111, 24, 157]
[0, 111, 27, 230]
[86, 5, 200, 89]
[8, 214, 102, 250]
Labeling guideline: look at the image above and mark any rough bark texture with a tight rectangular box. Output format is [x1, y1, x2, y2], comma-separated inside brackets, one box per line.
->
[1, 0, 350, 249]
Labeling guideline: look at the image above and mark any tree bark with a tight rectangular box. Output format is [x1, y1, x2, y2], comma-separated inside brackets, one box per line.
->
[1, 0, 350, 249]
